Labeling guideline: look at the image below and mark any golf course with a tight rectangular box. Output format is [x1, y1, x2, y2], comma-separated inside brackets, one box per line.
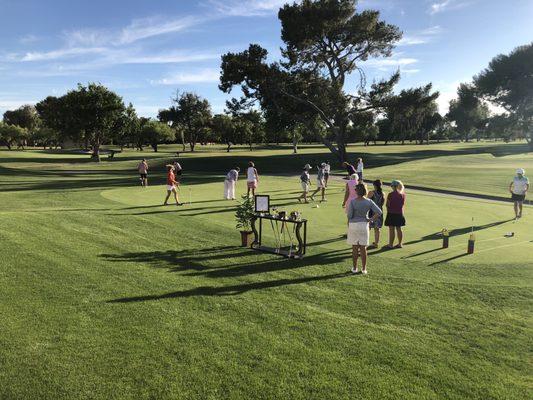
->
[0, 141, 531, 400]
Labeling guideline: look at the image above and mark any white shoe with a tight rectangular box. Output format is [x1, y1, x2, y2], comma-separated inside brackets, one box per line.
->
[351, 268, 359, 274]
[361, 270, 368, 275]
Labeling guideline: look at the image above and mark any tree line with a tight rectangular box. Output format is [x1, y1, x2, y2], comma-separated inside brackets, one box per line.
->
[1, 1, 531, 160]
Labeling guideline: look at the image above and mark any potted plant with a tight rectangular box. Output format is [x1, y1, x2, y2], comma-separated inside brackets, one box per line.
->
[235, 195, 255, 247]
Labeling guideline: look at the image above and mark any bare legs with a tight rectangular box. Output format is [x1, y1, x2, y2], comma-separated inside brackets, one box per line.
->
[310, 187, 326, 201]
[387, 226, 403, 248]
[373, 228, 380, 246]
[514, 201, 523, 218]
[298, 190, 309, 203]
[351, 245, 368, 273]
[164, 189, 180, 205]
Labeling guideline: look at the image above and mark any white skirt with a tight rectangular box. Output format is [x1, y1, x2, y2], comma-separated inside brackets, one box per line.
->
[347, 222, 369, 246]
[301, 182, 310, 192]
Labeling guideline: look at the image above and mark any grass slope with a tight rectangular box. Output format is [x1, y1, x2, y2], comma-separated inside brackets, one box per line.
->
[0, 144, 531, 400]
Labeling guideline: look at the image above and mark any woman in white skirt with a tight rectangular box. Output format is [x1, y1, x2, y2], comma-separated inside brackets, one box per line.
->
[346, 184, 382, 274]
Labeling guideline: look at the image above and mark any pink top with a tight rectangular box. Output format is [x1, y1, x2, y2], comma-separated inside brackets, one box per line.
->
[345, 179, 359, 213]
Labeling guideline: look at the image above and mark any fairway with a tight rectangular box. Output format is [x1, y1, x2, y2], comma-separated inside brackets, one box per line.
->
[0, 143, 531, 400]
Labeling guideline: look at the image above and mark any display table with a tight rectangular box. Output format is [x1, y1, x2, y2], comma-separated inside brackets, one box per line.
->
[250, 214, 307, 259]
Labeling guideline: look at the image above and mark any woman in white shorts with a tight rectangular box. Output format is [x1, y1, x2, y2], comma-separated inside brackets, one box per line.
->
[298, 166, 311, 203]
[346, 184, 382, 275]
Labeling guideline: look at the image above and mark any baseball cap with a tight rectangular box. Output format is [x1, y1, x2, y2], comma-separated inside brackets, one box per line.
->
[516, 168, 525, 175]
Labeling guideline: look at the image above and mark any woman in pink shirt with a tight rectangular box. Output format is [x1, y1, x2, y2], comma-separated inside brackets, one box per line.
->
[384, 180, 406, 248]
[342, 173, 359, 213]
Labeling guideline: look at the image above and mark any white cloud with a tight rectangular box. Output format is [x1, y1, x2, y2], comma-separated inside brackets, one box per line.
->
[398, 25, 442, 46]
[19, 34, 40, 44]
[14, 47, 108, 62]
[365, 57, 418, 68]
[206, 0, 286, 17]
[117, 15, 200, 45]
[0, 99, 38, 114]
[151, 69, 220, 85]
[402, 68, 420, 74]
[434, 80, 462, 114]
[428, 0, 472, 15]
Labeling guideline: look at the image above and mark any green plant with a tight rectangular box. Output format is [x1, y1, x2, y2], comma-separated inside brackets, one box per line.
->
[235, 195, 255, 231]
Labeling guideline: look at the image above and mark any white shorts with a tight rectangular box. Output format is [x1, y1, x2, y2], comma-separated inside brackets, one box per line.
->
[301, 182, 310, 192]
[167, 185, 176, 191]
[347, 222, 369, 246]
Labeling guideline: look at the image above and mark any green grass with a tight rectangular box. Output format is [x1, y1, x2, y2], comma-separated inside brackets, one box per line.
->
[0, 143, 531, 399]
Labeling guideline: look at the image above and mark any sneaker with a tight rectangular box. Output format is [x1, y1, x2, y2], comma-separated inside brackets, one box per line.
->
[351, 267, 359, 274]
[361, 270, 368, 275]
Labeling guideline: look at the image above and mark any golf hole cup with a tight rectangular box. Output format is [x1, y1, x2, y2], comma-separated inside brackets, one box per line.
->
[467, 233, 475, 254]
[442, 228, 449, 249]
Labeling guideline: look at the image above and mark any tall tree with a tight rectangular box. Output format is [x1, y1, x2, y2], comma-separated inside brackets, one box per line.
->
[447, 83, 489, 142]
[220, 0, 402, 162]
[0, 122, 28, 150]
[3, 105, 40, 140]
[161, 92, 212, 152]
[140, 120, 175, 152]
[36, 84, 125, 160]
[113, 103, 140, 150]
[474, 43, 533, 150]
[211, 114, 238, 152]
[383, 83, 440, 144]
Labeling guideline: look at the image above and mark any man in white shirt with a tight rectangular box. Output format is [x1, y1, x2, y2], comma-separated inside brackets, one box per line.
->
[509, 168, 529, 219]
[224, 167, 240, 200]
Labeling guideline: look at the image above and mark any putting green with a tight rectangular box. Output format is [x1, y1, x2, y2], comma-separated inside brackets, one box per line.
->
[101, 175, 533, 265]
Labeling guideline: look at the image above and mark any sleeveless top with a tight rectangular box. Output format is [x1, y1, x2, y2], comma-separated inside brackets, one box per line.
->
[370, 191, 384, 209]
[247, 167, 256, 182]
[347, 179, 358, 201]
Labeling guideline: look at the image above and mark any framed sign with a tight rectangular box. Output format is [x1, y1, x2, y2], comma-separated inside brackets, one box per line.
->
[255, 195, 270, 213]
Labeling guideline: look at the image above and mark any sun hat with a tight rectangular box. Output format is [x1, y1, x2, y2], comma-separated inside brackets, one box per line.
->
[516, 168, 525, 175]
[320, 162, 326, 167]
[304, 164, 312, 170]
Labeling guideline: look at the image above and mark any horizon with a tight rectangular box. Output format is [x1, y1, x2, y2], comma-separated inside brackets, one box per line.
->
[1, 0, 532, 118]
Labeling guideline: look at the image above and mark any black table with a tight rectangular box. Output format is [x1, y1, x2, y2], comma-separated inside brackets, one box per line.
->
[250, 214, 308, 259]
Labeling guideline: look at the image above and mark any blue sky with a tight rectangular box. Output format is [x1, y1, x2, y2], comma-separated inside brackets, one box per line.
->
[0, 0, 531, 117]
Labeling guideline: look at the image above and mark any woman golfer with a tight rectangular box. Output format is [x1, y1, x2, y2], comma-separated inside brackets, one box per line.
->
[342, 173, 359, 212]
[509, 168, 529, 219]
[368, 179, 385, 249]
[346, 184, 382, 275]
[163, 165, 182, 206]
[137, 159, 148, 187]
[310, 163, 327, 202]
[384, 180, 406, 248]
[246, 161, 259, 197]
[356, 158, 364, 182]
[298, 166, 311, 203]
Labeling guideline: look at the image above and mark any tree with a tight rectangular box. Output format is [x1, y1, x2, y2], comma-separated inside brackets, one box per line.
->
[36, 84, 125, 160]
[447, 83, 489, 142]
[382, 83, 440, 144]
[161, 92, 212, 152]
[32, 127, 61, 149]
[219, 0, 402, 162]
[474, 43, 533, 150]
[140, 120, 175, 152]
[113, 103, 140, 150]
[212, 114, 238, 152]
[3, 105, 40, 140]
[0, 122, 28, 150]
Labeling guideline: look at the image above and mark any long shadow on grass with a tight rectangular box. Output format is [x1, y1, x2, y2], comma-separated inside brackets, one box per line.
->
[403, 219, 513, 246]
[108, 272, 348, 302]
[105, 247, 352, 302]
